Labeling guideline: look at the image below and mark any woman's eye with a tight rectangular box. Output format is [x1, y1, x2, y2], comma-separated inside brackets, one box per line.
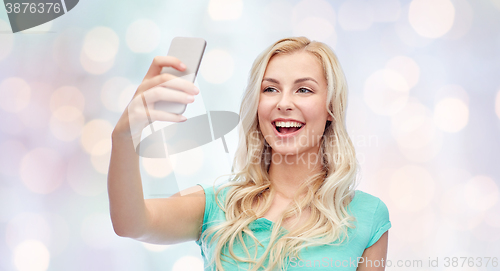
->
[297, 88, 312, 93]
[263, 87, 278, 93]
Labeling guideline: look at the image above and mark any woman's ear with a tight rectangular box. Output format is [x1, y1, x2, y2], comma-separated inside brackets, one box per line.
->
[327, 114, 333, 122]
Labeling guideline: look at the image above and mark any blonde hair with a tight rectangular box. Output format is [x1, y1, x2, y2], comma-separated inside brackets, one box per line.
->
[199, 37, 359, 271]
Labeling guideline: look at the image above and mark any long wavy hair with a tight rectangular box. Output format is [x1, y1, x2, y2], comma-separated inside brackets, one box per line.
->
[199, 37, 359, 271]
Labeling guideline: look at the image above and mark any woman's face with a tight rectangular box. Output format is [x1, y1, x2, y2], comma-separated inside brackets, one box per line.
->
[258, 51, 332, 160]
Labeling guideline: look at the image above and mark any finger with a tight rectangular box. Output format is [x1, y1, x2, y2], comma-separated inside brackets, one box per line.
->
[143, 56, 186, 81]
[148, 110, 188, 123]
[157, 76, 199, 95]
[141, 73, 199, 96]
[139, 73, 177, 94]
[143, 86, 196, 106]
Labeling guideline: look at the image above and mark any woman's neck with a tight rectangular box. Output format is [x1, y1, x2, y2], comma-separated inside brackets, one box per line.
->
[268, 150, 324, 199]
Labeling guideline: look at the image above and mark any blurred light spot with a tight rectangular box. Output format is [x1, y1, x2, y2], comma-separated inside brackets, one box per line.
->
[0, 77, 31, 113]
[172, 256, 204, 271]
[496, 89, 500, 120]
[0, 19, 14, 61]
[118, 84, 137, 112]
[389, 165, 435, 211]
[101, 77, 134, 112]
[293, 17, 335, 42]
[436, 167, 471, 188]
[386, 56, 420, 89]
[391, 99, 435, 149]
[292, 0, 337, 46]
[20, 20, 53, 34]
[0, 112, 24, 135]
[6, 213, 51, 250]
[433, 98, 469, 133]
[472, 220, 500, 243]
[13, 240, 50, 271]
[49, 106, 85, 141]
[407, 211, 435, 245]
[170, 143, 204, 176]
[393, 100, 444, 163]
[142, 242, 170, 252]
[126, 19, 161, 53]
[435, 84, 469, 104]
[415, 54, 449, 86]
[0, 186, 18, 224]
[364, 69, 410, 115]
[394, 16, 434, 47]
[338, 0, 374, 31]
[208, 0, 243, 21]
[440, 184, 484, 231]
[49, 86, 85, 112]
[491, 0, 500, 11]
[409, 0, 455, 38]
[81, 119, 113, 154]
[0, 140, 27, 177]
[142, 156, 174, 178]
[200, 49, 234, 84]
[42, 213, 70, 257]
[18, 82, 52, 130]
[67, 153, 107, 196]
[20, 148, 64, 194]
[464, 175, 499, 211]
[90, 139, 111, 174]
[398, 130, 443, 162]
[263, 1, 294, 32]
[7, 213, 70, 257]
[81, 213, 115, 249]
[80, 50, 115, 74]
[51, 106, 82, 123]
[443, 0, 473, 39]
[484, 201, 500, 228]
[52, 27, 86, 73]
[82, 27, 119, 62]
[292, 0, 336, 27]
[372, 0, 401, 22]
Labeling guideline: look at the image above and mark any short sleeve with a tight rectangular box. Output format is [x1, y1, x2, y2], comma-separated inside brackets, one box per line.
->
[195, 182, 228, 247]
[366, 199, 391, 248]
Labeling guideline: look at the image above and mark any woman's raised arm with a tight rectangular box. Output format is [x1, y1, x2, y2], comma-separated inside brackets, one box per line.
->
[107, 56, 206, 244]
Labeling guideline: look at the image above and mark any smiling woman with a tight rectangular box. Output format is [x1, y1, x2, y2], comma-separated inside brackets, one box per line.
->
[108, 37, 391, 271]
[193, 37, 391, 271]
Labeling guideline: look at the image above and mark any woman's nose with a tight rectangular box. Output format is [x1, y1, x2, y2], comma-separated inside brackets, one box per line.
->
[276, 92, 293, 111]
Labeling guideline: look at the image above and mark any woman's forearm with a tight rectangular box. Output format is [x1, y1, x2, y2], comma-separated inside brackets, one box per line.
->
[107, 129, 149, 238]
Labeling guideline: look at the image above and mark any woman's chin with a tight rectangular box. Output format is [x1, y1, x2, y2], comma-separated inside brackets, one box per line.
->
[270, 148, 305, 159]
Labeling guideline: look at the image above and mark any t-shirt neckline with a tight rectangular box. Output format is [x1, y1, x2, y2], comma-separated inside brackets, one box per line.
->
[253, 190, 360, 229]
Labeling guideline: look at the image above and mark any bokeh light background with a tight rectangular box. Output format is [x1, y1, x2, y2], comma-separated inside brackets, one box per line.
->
[1, 0, 500, 270]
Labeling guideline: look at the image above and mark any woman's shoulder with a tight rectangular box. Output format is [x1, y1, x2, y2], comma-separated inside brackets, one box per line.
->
[351, 190, 386, 205]
[350, 190, 392, 248]
[197, 181, 233, 203]
[349, 190, 390, 221]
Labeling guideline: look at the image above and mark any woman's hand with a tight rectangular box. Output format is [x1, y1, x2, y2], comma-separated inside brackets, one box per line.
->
[113, 56, 200, 142]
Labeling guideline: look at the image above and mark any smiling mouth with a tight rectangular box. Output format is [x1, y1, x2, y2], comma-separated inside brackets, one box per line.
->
[273, 121, 305, 135]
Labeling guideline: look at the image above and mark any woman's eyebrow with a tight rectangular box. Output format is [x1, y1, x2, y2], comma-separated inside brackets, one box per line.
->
[294, 77, 318, 85]
[262, 77, 319, 85]
[263, 78, 279, 84]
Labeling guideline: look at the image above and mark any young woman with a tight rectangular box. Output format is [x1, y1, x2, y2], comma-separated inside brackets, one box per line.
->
[108, 37, 391, 271]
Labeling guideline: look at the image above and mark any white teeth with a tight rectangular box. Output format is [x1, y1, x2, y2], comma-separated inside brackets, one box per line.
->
[275, 121, 303, 128]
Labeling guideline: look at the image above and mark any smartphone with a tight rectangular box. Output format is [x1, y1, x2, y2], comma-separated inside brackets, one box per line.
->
[155, 37, 207, 114]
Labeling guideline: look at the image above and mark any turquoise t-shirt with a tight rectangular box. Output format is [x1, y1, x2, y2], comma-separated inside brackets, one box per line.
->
[195, 183, 391, 270]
